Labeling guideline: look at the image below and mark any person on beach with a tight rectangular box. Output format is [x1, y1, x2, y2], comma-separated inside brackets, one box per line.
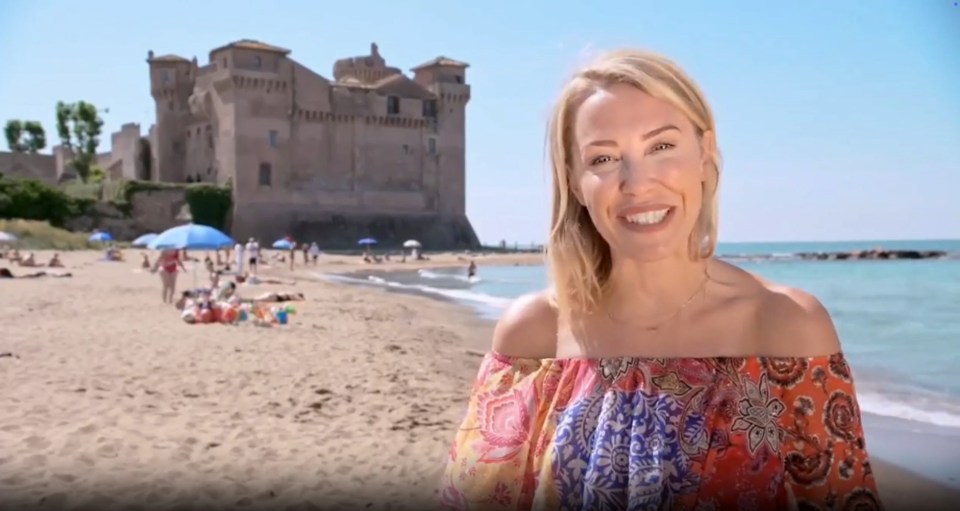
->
[234, 240, 245, 276]
[246, 238, 260, 275]
[153, 249, 187, 304]
[441, 50, 881, 510]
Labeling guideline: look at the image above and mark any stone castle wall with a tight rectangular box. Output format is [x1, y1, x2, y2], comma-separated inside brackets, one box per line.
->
[64, 187, 189, 240]
[0, 152, 58, 184]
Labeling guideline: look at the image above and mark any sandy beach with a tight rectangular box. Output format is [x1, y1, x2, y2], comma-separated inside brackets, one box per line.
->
[0, 249, 957, 510]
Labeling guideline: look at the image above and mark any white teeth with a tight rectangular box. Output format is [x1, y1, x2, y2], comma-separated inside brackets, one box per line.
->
[625, 208, 670, 225]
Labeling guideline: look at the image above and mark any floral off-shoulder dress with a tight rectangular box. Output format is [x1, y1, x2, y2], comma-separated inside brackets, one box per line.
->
[440, 352, 881, 511]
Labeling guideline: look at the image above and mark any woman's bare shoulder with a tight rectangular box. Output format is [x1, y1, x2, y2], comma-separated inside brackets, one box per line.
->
[491, 289, 558, 359]
[750, 277, 840, 356]
[710, 260, 840, 357]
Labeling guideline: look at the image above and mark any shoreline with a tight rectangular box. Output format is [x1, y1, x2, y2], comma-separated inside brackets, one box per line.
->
[319, 262, 960, 507]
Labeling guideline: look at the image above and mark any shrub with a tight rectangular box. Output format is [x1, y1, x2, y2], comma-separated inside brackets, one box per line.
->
[121, 180, 232, 230]
[0, 176, 86, 227]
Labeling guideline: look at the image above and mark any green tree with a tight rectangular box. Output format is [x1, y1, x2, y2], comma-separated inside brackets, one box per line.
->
[4, 120, 47, 153]
[55, 101, 104, 182]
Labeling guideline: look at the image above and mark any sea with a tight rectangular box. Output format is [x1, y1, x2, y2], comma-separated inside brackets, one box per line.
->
[324, 239, 960, 488]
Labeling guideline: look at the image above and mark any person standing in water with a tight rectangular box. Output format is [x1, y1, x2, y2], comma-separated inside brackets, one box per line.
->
[467, 260, 477, 279]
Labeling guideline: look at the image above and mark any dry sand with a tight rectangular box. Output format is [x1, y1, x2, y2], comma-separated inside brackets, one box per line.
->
[0, 249, 956, 510]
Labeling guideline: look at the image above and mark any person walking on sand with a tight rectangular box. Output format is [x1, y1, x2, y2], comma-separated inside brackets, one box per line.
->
[245, 238, 260, 275]
[152, 249, 187, 304]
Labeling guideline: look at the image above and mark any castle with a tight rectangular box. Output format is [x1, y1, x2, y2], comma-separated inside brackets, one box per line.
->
[0, 40, 480, 249]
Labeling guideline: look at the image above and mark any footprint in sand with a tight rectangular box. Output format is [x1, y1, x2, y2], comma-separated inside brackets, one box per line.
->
[74, 424, 98, 435]
[24, 435, 52, 450]
[96, 444, 119, 458]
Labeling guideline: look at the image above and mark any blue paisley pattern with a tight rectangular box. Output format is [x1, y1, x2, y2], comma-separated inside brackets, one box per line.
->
[553, 390, 701, 511]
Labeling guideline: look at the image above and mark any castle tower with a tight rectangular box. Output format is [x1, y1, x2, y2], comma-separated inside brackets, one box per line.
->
[412, 57, 471, 216]
[147, 50, 197, 183]
[204, 40, 293, 197]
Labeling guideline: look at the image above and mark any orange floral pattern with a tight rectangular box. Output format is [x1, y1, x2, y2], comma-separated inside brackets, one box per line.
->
[441, 352, 881, 510]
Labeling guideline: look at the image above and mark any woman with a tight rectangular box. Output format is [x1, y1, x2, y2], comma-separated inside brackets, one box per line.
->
[441, 50, 881, 510]
[153, 249, 186, 304]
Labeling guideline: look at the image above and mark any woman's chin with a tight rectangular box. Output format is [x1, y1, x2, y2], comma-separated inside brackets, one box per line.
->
[611, 237, 688, 263]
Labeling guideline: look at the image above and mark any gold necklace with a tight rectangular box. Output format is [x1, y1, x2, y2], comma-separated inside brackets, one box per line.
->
[605, 271, 710, 332]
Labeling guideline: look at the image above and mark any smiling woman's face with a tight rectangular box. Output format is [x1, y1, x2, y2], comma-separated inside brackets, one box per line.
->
[573, 83, 712, 262]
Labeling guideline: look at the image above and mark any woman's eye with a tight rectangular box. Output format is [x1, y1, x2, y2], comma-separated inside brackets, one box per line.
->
[651, 142, 675, 152]
[590, 155, 614, 166]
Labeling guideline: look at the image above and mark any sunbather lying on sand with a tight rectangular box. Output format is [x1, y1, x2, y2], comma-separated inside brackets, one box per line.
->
[239, 273, 296, 286]
[253, 291, 305, 303]
[0, 268, 72, 279]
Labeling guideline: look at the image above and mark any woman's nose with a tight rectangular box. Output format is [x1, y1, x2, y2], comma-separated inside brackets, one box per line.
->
[618, 156, 657, 193]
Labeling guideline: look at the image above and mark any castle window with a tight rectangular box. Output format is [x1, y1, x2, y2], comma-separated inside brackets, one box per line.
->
[428, 137, 437, 155]
[162, 71, 171, 84]
[259, 162, 272, 187]
[454, 75, 462, 84]
[268, 130, 278, 148]
[254, 56, 262, 69]
[221, 58, 228, 69]
[422, 99, 437, 118]
[387, 96, 400, 115]
[207, 133, 214, 149]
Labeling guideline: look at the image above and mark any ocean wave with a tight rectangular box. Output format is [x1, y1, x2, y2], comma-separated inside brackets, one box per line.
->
[320, 272, 511, 311]
[857, 390, 960, 429]
[417, 269, 483, 284]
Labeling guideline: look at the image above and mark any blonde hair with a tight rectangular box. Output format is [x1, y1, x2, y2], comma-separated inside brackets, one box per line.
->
[546, 49, 721, 317]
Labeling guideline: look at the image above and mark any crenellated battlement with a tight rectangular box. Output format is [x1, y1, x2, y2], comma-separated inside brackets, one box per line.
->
[291, 108, 430, 128]
[229, 75, 289, 93]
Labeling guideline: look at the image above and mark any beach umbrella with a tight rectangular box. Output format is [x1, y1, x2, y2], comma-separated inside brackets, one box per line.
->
[357, 238, 377, 246]
[89, 231, 112, 242]
[273, 239, 294, 250]
[402, 239, 421, 248]
[148, 223, 234, 250]
[131, 233, 158, 247]
[0, 231, 17, 243]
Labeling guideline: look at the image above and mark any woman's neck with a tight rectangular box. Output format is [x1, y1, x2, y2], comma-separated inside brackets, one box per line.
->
[603, 255, 710, 319]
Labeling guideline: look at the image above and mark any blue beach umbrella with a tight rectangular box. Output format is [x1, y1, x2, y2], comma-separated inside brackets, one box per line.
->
[357, 238, 377, 246]
[273, 239, 294, 250]
[148, 223, 234, 251]
[131, 233, 158, 247]
[89, 231, 112, 242]
[0, 231, 17, 243]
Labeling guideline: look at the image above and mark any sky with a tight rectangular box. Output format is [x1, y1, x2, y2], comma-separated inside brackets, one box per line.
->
[1, 0, 958, 244]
